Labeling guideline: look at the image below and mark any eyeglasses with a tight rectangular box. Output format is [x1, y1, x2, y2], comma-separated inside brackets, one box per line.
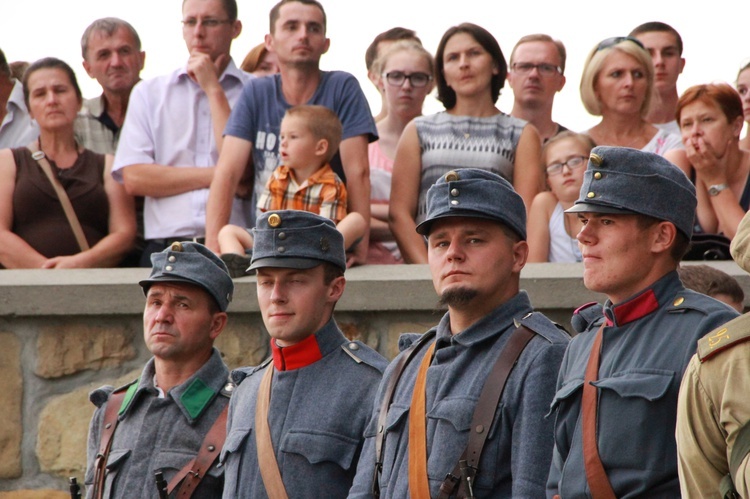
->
[382, 71, 433, 88]
[511, 62, 562, 76]
[182, 18, 232, 29]
[596, 36, 645, 52]
[546, 156, 587, 176]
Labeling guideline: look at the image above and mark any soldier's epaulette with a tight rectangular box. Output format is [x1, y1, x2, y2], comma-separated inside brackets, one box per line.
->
[231, 358, 272, 385]
[697, 314, 750, 362]
[515, 312, 571, 343]
[398, 332, 427, 353]
[340, 341, 389, 372]
[89, 385, 115, 409]
[571, 302, 604, 334]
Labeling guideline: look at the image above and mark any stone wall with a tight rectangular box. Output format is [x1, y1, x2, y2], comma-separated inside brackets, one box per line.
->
[0, 262, 746, 495]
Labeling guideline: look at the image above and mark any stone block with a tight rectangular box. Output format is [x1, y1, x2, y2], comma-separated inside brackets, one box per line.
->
[0, 333, 21, 479]
[36, 324, 136, 378]
[215, 322, 269, 369]
[0, 491, 69, 499]
[37, 370, 139, 479]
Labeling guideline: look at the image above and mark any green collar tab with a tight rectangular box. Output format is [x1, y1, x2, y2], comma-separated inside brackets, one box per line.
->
[119, 380, 139, 416]
[181, 378, 216, 419]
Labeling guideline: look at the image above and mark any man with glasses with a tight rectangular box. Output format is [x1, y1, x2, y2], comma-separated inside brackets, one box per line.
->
[113, 0, 252, 266]
[507, 34, 568, 144]
[205, 0, 377, 266]
[630, 22, 686, 135]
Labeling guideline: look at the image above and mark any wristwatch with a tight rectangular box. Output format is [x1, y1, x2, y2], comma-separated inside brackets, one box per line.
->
[708, 183, 729, 196]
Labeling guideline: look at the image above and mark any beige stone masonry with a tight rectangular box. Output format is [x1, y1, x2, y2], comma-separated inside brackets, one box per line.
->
[35, 324, 136, 378]
[0, 333, 22, 479]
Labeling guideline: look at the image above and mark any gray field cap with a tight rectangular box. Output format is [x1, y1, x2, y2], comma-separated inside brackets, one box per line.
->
[566, 146, 697, 238]
[139, 241, 234, 311]
[416, 168, 527, 240]
[249, 210, 346, 271]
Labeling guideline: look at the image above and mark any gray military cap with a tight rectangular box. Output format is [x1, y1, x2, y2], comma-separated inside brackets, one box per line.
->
[249, 210, 346, 271]
[566, 146, 697, 238]
[416, 168, 527, 240]
[139, 242, 234, 311]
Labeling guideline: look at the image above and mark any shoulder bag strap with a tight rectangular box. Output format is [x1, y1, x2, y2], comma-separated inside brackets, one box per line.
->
[91, 390, 127, 499]
[437, 325, 537, 499]
[166, 403, 229, 498]
[372, 330, 437, 497]
[26, 140, 90, 251]
[255, 363, 290, 499]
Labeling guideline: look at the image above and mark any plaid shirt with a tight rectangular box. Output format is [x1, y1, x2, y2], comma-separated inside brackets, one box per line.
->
[257, 164, 348, 223]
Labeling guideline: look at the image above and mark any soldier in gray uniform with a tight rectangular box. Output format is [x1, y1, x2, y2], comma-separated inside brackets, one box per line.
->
[84, 242, 234, 498]
[546, 146, 739, 498]
[350, 168, 570, 498]
[220, 210, 387, 498]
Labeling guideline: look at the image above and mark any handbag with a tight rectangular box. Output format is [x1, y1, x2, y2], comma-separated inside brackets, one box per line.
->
[684, 232, 731, 261]
[26, 140, 90, 252]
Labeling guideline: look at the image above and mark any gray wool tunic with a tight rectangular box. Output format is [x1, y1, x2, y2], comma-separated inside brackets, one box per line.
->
[349, 291, 570, 498]
[220, 318, 387, 499]
[85, 348, 230, 499]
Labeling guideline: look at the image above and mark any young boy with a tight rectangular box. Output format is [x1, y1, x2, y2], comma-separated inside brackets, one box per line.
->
[219, 105, 365, 277]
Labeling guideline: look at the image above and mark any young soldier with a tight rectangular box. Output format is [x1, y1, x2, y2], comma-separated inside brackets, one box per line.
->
[547, 147, 738, 498]
[85, 242, 234, 498]
[350, 169, 570, 497]
[220, 210, 387, 497]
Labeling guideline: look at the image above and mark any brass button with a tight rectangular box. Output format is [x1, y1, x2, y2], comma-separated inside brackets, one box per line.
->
[590, 153, 603, 166]
[673, 296, 685, 306]
[450, 188, 459, 197]
[586, 192, 595, 199]
[170, 241, 183, 252]
[594, 172, 602, 180]
[445, 171, 459, 182]
[268, 213, 281, 227]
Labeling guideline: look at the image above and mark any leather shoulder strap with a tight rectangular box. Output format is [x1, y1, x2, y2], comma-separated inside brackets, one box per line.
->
[166, 403, 229, 498]
[438, 325, 536, 499]
[26, 140, 90, 251]
[91, 389, 128, 499]
[255, 364, 290, 499]
[372, 330, 437, 498]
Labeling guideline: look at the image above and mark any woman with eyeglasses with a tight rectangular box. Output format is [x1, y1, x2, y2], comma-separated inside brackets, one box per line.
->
[665, 83, 750, 240]
[528, 132, 594, 262]
[580, 36, 682, 156]
[0, 58, 135, 268]
[367, 40, 433, 264]
[389, 23, 542, 263]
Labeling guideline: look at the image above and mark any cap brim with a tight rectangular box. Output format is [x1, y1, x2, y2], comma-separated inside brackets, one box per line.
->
[564, 202, 635, 215]
[248, 257, 324, 271]
[138, 275, 204, 292]
[416, 212, 502, 235]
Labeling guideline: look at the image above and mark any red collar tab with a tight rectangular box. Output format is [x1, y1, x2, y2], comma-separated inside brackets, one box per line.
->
[271, 334, 323, 371]
[609, 288, 659, 326]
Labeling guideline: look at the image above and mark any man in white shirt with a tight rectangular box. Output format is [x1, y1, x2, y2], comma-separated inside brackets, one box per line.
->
[113, 0, 252, 266]
[0, 48, 37, 149]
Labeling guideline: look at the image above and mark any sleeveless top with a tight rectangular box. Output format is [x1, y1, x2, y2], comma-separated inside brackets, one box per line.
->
[12, 147, 109, 258]
[367, 140, 402, 264]
[548, 202, 582, 263]
[414, 111, 526, 223]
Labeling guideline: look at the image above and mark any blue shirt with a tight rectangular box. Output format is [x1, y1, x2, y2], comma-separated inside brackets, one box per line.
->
[224, 71, 377, 225]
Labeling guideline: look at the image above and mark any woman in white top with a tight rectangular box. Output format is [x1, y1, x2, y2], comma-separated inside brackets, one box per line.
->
[389, 23, 542, 263]
[580, 36, 682, 156]
[528, 132, 594, 262]
[367, 40, 434, 264]
[736, 62, 750, 151]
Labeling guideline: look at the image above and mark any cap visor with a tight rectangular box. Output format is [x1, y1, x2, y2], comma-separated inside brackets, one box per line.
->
[564, 202, 634, 215]
[139, 275, 204, 291]
[248, 256, 324, 271]
[416, 212, 501, 235]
